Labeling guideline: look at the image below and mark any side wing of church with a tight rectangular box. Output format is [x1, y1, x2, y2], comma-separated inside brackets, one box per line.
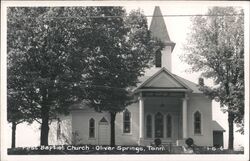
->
[49, 6, 225, 147]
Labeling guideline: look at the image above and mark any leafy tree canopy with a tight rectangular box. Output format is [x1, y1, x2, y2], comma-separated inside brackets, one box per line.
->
[181, 7, 244, 149]
[84, 8, 163, 113]
[7, 7, 163, 145]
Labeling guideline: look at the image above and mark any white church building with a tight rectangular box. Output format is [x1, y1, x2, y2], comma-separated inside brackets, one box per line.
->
[49, 6, 225, 147]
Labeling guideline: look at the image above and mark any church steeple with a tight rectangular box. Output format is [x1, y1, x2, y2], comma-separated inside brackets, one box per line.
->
[150, 6, 175, 71]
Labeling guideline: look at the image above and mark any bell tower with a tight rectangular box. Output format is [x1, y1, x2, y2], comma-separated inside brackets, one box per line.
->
[150, 6, 175, 72]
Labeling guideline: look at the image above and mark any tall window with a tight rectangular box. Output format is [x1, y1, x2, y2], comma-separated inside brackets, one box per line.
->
[155, 50, 162, 67]
[194, 111, 201, 134]
[123, 109, 131, 133]
[166, 114, 172, 138]
[89, 118, 95, 138]
[146, 114, 152, 138]
[155, 112, 163, 138]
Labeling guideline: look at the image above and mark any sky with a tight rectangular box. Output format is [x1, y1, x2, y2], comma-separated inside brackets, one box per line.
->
[3, 1, 247, 150]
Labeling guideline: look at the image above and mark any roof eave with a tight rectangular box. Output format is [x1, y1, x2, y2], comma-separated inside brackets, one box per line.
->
[213, 130, 226, 132]
[164, 41, 176, 52]
[134, 88, 191, 93]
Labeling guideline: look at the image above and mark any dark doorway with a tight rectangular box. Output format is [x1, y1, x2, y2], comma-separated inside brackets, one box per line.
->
[213, 131, 224, 148]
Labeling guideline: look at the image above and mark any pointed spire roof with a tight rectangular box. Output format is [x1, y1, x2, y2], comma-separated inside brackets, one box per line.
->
[150, 6, 175, 50]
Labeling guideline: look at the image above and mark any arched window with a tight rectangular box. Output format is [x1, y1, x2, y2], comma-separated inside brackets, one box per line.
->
[123, 109, 131, 133]
[155, 112, 163, 138]
[89, 118, 95, 138]
[194, 111, 201, 134]
[146, 114, 152, 138]
[166, 114, 172, 138]
[155, 50, 162, 67]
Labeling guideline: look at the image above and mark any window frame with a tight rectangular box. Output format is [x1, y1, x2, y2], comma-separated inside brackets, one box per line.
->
[166, 114, 172, 138]
[194, 111, 202, 135]
[123, 109, 131, 134]
[155, 49, 162, 67]
[154, 112, 164, 138]
[146, 114, 152, 138]
[89, 118, 95, 138]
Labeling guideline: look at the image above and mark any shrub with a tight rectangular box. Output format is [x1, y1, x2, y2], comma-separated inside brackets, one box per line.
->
[154, 138, 162, 147]
[185, 138, 194, 147]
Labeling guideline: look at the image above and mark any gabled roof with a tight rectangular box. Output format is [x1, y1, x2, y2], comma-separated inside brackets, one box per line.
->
[100, 117, 108, 123]
[174, 74, 203, 94]
[134, 68, 193, 93]
[149, 6, 175, 51]
[212, 120, 226, 132]
[69, 100, 91, 111]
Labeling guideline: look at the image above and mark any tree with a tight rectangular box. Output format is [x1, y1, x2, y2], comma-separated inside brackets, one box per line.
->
[83, 8, 163, 146]
[181, 7, 244, 150]
[7, 34, 36, 148]
[7, 7, 89, 145]
[7, 7, 162, 146]
[7, 90, 30, 148]
[7, 93, 22, 148]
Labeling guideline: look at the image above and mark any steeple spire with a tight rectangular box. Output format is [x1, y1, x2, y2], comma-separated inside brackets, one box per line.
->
[150, 6, 175, 50]
[150, 6, 175, 71]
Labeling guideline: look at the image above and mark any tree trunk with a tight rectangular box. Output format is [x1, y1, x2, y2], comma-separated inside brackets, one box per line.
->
[40, 105, 50, 146]
[11, 122, 16, 148]
[110, 112, 117, 146]
[228, 112, 234, 150]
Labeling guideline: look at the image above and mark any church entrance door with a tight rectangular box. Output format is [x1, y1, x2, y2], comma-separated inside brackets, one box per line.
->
[98, 117, 110, 145]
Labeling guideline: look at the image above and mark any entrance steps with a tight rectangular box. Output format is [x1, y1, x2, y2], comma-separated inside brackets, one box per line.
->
[142, 139, 187, 153]
[170, 146, 184, 154]
[161, 142, 178, 153]
[161, 142, 186, 153]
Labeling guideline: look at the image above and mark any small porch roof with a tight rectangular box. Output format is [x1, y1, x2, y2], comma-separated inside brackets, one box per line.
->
[212, 120, 226, 132]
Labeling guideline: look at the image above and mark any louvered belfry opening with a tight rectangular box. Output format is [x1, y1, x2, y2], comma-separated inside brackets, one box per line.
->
[150, 6, 175, 70]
